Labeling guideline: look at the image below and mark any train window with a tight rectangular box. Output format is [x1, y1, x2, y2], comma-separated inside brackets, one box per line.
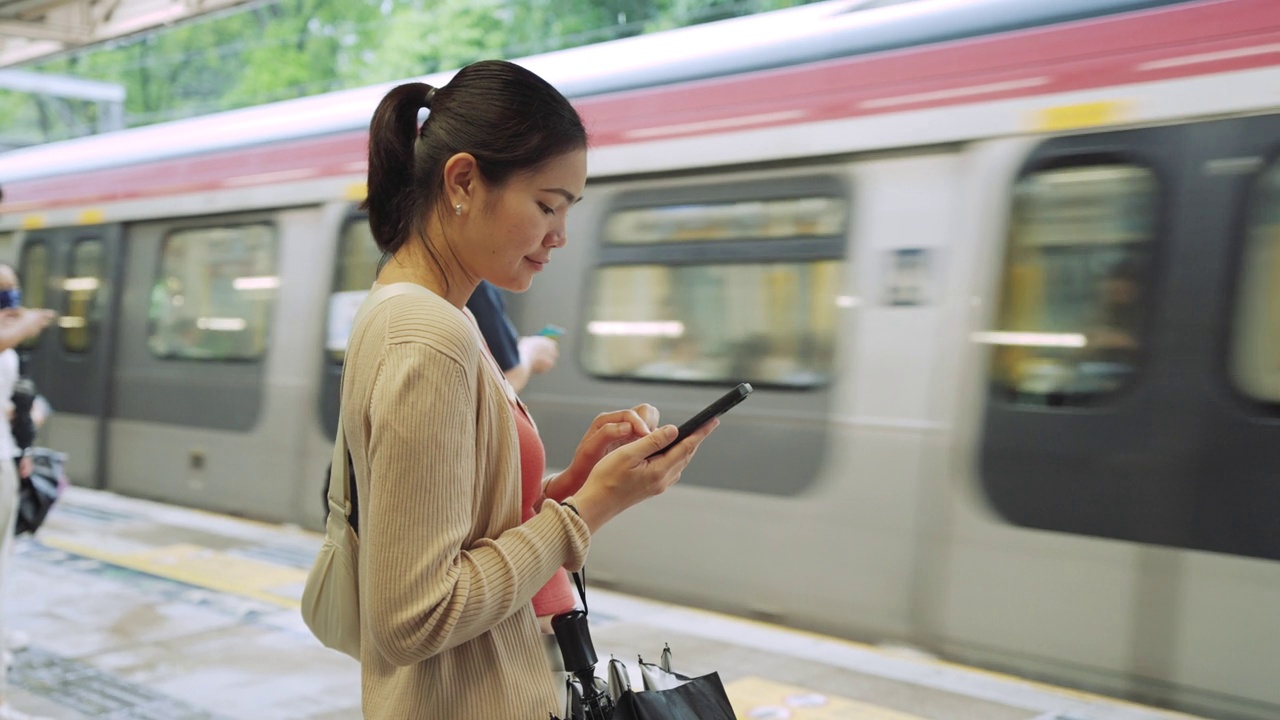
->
[17, 241, 49, 351]
[148, 224, 277, 361]
[986, 164, 1158, 406]
[326, 220, 383, 361]
[582, 261, 841, 387]
[1231, 160, 1280, 402]
[585, 182, 847, 388]
[605, 197, 846, 245]
[18, 241, 49, 310]
[61, 239, 106, 353]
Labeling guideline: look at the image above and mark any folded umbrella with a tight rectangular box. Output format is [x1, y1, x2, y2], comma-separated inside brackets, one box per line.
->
[548, 571, 737, 720]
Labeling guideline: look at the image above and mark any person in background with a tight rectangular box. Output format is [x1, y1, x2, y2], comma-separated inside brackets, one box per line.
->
[466, 279, 559, 392]
[1085, 257, 1145, 375]
[465, 281, 567, 702]
[1089, 259, 1144, 352]
[0, 262, 54, 720]
[345, 60, 717, 718]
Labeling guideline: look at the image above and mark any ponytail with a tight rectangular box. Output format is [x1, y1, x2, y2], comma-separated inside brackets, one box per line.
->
[361, 82, 435, 255]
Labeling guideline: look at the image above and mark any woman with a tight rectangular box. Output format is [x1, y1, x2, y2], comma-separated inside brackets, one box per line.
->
[345, 60, 717, 718]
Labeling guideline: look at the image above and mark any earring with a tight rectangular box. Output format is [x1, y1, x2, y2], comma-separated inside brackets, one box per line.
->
[454, 203, 463, 216]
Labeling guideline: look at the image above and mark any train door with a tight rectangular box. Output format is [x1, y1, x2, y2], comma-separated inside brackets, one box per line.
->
[1180, 114, 1280, 560]
[18, 225, 123, 488]
[104, 214, 281, 516]
[978, 124, 1191, 550]
[507, 164, 858, 619]
[978, 116, 1280, 562]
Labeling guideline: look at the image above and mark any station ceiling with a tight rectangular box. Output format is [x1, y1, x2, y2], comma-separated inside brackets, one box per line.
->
[0, 0, 254, 67]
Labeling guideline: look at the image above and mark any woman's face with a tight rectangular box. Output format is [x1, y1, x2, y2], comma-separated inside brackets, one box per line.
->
[464, 148, 587, 293]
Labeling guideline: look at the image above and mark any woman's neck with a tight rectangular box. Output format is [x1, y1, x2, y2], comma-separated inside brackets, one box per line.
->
[376, 233, 477, 309]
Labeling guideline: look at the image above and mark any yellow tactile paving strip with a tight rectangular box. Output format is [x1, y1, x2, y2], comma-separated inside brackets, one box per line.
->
[725, 677, 930, 720]
[41, 537, 307, 609]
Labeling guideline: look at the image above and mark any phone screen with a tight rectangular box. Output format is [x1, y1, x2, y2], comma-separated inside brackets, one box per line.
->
[647, 382, 752, 458]
[537, 324, 566, 340]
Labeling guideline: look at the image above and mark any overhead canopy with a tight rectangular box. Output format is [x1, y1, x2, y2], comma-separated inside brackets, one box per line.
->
[0, 0, 255, 67]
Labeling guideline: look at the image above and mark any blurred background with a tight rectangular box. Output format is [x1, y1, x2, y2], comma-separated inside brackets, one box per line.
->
[1, 1, 1279, 719]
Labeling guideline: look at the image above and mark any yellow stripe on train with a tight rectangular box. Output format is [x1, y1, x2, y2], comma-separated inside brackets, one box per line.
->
[1031, 100, 1130, 132]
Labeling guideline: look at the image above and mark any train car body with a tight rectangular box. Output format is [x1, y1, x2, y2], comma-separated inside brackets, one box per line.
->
[2, 0, 1280, 717]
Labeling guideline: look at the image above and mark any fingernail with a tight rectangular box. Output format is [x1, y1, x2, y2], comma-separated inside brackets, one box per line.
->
[663, 425, 677, 439]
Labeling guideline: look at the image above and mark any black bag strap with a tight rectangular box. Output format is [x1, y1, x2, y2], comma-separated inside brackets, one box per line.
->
[327, 282, 434, 527]
[572, 568, 588, 616]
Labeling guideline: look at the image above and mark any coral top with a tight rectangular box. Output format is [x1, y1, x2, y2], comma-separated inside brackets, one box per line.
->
[511, 399, 577, 617]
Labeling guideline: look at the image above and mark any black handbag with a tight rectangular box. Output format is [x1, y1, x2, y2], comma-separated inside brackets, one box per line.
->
[16, 448, 66, 536]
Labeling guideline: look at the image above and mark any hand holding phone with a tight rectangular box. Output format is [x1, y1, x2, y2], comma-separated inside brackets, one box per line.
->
[647, 382, 752, 459]
[567, 386, 744, 532]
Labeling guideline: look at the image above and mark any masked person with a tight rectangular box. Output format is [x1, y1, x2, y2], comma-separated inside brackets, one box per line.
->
[0, 262, 55, 720]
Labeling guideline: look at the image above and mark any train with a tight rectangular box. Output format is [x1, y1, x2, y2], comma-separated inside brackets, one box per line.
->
[2, 0, 1279, 717]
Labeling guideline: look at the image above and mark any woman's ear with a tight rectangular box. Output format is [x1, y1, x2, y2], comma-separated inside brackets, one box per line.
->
[443, 152, 479, 213]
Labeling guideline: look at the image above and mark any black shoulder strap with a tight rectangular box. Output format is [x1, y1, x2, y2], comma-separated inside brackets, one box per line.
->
[572, 568, 588, 616]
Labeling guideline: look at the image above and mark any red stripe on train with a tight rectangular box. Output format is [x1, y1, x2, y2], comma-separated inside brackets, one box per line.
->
[578, 0, 1280, 143]
[3, 0, 1278, 214]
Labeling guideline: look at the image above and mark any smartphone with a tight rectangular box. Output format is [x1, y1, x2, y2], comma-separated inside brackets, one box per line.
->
[647, 382, 753, 459]
[537, 324, 566, 340]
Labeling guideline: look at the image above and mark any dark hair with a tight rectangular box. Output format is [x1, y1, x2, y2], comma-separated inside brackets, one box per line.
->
[362, 60, 587, 259]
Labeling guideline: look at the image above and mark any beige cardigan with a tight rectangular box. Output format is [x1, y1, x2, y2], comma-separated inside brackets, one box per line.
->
[342, 284, 591, 719]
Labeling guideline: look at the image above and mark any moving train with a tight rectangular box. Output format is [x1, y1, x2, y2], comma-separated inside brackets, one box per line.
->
[2, 0, 1279, 717]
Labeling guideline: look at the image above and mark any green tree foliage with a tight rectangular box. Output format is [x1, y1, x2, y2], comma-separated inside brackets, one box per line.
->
[357, 0, 815, 78]
[224, 0, 388, 108]
[2, 0, 822, 146]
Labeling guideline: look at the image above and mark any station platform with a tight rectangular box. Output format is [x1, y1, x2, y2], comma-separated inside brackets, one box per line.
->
[2, 488, 1206, 720]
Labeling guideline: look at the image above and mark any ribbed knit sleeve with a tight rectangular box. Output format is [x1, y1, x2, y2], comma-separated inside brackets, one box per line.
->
[359, 306, 590, 669]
